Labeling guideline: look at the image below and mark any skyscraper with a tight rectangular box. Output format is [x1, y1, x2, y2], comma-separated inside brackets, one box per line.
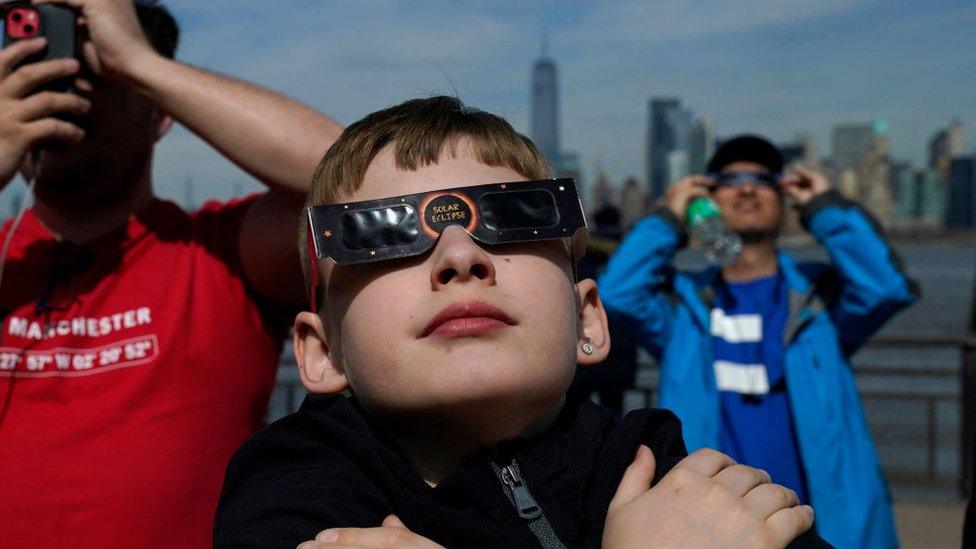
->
[831, 122, 876, 172]
[528, 38, 584, 200]
[831, 121, 894, 225]
[946, 156, 976, 229]
[915, 168, 945, 224]
[590, 163, 615, 214]
[530, 37, 559, 165]
[889, 160, 913, 215]
[928, 118, 965, 175]
[688, 116, 715, 175]
[858, 135, 895, 227]
[618, 176, 646, 231]
[646, 97, 695, 199]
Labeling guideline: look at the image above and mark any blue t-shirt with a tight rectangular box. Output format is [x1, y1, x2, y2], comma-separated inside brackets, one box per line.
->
[711, 273, 809, 504]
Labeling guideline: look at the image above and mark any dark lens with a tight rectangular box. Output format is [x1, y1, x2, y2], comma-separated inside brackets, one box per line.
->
[12, 12, 22, 22]
[480, 190, 558, 230]
[340, 206, 420, 250]
[716, 172, 777, 188]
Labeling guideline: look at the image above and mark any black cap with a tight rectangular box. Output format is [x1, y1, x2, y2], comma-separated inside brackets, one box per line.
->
[707, 135, 784, 174]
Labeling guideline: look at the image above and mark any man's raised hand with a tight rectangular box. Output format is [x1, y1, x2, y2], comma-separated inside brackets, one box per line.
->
[665, 175, 713, 221]
[603, 446, 814, 549]
[780, 164, 831, 207]
[0, 37, 89, 186]
[33, 0, 157, 83]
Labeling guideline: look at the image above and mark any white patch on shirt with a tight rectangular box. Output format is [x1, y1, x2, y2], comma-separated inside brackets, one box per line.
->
[710, 309, 763, 343]
[713, 360, 770, 395]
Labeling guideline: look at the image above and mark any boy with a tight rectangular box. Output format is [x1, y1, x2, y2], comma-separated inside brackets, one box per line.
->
[214, 97, 822, 548]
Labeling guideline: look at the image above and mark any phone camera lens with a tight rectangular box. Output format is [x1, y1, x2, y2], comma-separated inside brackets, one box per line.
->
[11, 12, 22, 23]
[23, 24, 35, 34]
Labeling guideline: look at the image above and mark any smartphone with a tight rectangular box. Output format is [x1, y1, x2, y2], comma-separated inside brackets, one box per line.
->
[2, 2, 78, 93]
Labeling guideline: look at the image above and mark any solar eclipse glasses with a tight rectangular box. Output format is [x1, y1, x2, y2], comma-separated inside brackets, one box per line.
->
[305, 178, 586, 310]
[307, 178, 585, 266]
[710, 171, 782, 190]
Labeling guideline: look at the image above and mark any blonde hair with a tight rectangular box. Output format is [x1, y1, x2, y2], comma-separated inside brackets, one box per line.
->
[300, 96, 554, 289]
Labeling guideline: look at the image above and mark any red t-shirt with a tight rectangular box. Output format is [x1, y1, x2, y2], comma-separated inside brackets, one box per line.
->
[0, 196, 287, 548]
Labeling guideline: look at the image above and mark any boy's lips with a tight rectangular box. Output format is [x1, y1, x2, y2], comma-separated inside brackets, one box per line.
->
[420, 301, 517, 338]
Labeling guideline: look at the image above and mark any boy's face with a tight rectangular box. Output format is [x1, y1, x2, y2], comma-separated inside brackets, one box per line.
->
[712, 161, 784, 236]
[296, 139, 609, 434]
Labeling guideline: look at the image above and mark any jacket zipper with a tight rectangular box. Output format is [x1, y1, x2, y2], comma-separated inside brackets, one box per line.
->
[492, 459, 568, 549]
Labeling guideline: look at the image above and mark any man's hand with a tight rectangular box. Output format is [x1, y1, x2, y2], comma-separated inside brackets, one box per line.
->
[297, 515, 445, 549]
[34, 0, 158, 82]
[604, 446, 814, 549]
[780, 165, 831, 207]
[0, 38, 90, 187]
[665, 175, 712, 221]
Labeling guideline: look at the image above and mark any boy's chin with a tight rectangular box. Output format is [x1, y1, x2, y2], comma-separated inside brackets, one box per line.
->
[407, 377, 565, 411]
[368, 375, 571, 436]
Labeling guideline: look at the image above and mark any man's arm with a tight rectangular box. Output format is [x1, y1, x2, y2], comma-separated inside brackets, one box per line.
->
[38, 0, 343, 306]
[783, 166, 918, 354]
[136, 58, 341, 305]
[599, 176, 709, 357]
[131, 57, 342, 195]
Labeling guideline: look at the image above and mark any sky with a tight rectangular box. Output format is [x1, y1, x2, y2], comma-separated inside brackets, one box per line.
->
[4, 0, 976, 209]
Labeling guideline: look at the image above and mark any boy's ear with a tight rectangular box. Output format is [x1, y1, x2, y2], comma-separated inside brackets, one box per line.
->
[575, 278, 610, 366]
[293, 312, 348, 394]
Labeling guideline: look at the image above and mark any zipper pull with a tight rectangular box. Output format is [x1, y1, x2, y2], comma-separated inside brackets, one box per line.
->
[500, 464, 543, 520]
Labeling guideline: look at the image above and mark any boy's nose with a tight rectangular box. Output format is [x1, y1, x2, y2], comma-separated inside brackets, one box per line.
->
[429, 226, 496, 289]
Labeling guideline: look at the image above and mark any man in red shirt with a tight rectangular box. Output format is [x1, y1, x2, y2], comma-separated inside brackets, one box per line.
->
[0, 0, 341, 546]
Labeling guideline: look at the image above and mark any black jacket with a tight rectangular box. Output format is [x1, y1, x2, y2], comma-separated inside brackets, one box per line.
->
[214, 395, 829, 548]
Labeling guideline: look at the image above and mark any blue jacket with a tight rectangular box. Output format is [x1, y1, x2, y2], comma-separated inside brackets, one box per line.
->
[599, 191, 917, 549]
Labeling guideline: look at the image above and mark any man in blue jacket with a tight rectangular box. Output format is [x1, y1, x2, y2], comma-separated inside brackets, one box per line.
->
[600, 135, 916, 548]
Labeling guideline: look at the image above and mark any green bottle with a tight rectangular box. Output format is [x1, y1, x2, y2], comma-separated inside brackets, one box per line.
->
[685, 197, 742, 264]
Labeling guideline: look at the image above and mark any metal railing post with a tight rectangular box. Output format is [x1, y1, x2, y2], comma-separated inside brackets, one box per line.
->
[927, 397, 938, 482]
[962, 340, 976, 498]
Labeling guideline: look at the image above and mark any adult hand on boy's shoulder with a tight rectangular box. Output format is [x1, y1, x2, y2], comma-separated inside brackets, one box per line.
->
[603, 446, 814, 549]
[297, 515, 445, 549]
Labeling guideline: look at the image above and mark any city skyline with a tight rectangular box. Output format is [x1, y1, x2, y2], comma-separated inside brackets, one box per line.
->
[0, 0, 973, 209]
[530, 36, 560, 165]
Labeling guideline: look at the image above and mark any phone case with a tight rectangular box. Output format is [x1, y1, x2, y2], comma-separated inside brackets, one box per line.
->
[2, 3, 77, 93]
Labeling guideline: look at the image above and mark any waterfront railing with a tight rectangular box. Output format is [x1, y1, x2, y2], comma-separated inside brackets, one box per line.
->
[268, 336, 976, 499]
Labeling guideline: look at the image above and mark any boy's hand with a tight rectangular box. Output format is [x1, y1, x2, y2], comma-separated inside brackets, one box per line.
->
[33, 0, 158, 82]
[297, 515, 445, 549]
[665, 175, 712, 220]
[603, 446, 814, 549]
[780, 165, 831, 207]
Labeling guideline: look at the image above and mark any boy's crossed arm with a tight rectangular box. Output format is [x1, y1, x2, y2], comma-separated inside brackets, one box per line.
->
[296, 447, 814, 549]
[605, 447, 814, 548]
